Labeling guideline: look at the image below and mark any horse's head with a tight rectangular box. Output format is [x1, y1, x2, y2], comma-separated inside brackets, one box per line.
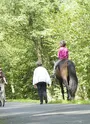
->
[50, 61, 59, 85]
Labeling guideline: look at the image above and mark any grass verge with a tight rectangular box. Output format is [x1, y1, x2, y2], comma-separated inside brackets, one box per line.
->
[7, 99, 90, 104]
[49, 99, 90, 104]
[7, 99, 39, 103]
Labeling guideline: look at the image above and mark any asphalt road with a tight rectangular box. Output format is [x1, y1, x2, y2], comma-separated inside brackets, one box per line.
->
[0, 102, 90, 124]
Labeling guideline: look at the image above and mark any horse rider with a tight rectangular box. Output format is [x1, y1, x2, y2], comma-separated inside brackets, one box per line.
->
[58, 40, 69, 61]
[54, 40, 69, 72]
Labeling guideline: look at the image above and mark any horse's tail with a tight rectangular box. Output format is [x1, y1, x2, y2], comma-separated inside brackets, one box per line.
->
[67, 60, 78, 98]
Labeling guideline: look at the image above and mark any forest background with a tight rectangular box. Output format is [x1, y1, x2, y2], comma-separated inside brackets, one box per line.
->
[0, 0, 90, 101]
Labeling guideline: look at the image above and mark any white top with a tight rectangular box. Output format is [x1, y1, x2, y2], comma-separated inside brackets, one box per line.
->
[33, 66, 51, 85]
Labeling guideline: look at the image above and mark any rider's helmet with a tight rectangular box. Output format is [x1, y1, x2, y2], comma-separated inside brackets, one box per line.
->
[60, 40, 66, 47]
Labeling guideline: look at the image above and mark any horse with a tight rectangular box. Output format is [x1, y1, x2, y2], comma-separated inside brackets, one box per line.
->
[52, 59, 78, 100]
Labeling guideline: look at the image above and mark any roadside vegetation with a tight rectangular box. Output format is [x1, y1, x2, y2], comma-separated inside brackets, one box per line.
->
[0, 0, 90, 102]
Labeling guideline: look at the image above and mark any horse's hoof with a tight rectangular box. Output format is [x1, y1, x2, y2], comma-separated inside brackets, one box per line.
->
[67, 97, 72, 101]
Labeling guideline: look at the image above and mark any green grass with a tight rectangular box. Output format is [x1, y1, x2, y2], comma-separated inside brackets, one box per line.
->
[7, 99, 90, 104]
[49, 99, 90, 104]
[7, 99, 39, 103]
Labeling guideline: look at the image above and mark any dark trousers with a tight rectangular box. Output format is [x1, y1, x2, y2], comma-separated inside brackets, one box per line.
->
[37, 82, 47, 104]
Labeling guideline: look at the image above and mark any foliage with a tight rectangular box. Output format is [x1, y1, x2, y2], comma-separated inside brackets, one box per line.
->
[0, 0, 90, 100]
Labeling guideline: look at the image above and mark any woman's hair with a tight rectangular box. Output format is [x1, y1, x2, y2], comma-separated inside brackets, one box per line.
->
[60, 40, 66, 47]
[36, 60, 42, 66]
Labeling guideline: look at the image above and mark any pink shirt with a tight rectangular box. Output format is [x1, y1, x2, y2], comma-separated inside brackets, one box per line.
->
[58, 47, 69, 60]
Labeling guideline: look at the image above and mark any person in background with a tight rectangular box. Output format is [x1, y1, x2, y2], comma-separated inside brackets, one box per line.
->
[0, 68, 7, 84]
[0, 67, 7, 106]
[33, 61, 51, 104]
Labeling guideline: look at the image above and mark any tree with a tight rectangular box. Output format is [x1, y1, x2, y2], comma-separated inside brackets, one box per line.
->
[0, 0, 90, 100]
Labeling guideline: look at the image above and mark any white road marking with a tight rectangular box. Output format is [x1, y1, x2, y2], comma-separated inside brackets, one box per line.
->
[0, 112, 30, 117]
[32, 110, 90, 117]
[0, 110, 90, 118]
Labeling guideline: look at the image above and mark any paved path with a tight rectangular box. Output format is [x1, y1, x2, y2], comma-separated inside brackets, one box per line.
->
[0, 102, 90, 124]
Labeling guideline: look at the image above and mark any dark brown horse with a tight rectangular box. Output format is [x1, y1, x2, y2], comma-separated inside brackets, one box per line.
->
[53, 59, 78, 100]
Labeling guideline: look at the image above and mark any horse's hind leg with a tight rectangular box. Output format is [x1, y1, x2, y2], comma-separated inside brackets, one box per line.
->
[66, 76, 71, 100]
[60, 63, 71, 94]
[63, 79, 70, 92]
[59, 80, 65, 100]
[66, 89, 72, 100]
[62, 79, 72, 100]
